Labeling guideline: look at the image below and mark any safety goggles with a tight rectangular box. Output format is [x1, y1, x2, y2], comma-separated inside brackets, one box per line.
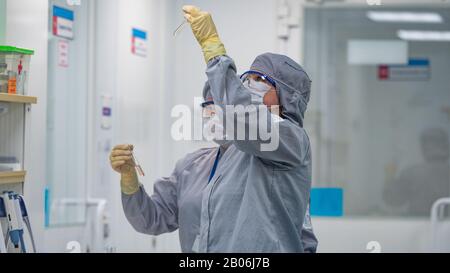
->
[201, 101, 216, 118]
[240, 70, 277, 88]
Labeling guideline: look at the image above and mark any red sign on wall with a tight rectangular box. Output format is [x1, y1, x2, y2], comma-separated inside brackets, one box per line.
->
[378, 59, 430, 81]
[378, 65, 389, 80]
[58, 40, 69, 68]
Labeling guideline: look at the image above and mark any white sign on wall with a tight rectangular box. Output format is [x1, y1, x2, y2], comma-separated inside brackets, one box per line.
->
[53, 5, 74, 40]
[132, 28, 147, 57]
[348, 40, 408, 65]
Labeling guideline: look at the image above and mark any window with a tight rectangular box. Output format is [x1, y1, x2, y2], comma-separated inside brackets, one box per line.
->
[304, 7, 450, 217]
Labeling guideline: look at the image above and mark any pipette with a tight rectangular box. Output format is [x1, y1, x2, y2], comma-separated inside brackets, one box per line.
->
[173, 20, 188, 37]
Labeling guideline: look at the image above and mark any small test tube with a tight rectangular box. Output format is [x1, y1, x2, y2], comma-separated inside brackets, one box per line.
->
[131, 152, 145, 176]
[173, 20, 188, 37]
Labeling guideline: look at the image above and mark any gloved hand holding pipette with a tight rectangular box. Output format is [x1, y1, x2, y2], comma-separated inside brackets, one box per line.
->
[109, 144, 144, 195]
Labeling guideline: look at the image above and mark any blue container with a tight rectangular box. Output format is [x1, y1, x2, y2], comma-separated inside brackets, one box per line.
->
[310, 188, 344, 217]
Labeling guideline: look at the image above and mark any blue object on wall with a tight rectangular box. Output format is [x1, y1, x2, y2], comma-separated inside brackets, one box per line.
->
[310, 188, 344, 217]
[0, 196, 5, 218]
[53, 5, 74, 21]
[44, 186, 50, 228]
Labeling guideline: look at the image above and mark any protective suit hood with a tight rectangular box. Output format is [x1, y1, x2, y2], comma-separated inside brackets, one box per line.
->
[250, 53, 312, 127]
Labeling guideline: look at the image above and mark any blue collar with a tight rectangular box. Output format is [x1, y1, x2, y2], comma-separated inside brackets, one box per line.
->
[208, 148, 221, 183]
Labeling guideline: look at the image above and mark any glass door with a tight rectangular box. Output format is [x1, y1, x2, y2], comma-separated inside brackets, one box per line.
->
[304, 6, 450, 218]
[46, 0, 91, 226]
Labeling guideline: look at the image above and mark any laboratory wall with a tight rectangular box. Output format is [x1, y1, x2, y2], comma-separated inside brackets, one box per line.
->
[106, 0, 179, 252]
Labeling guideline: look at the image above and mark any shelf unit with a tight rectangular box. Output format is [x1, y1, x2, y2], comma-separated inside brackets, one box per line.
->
[0, 93, 37, 104]
[1, 45, 36, 253]
[0, 170, 26, 185]
[0, 93, 36, 188]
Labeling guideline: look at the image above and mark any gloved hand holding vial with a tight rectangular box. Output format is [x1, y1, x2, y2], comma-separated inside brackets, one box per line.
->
[109, 144, 144, 195]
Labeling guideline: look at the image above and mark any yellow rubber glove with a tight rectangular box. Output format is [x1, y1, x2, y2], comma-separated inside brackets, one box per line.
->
[110, 144, 140, 195]
[183, 5, 226, 63]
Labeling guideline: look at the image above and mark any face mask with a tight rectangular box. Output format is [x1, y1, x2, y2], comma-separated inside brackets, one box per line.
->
[243, 78, 272, 105]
